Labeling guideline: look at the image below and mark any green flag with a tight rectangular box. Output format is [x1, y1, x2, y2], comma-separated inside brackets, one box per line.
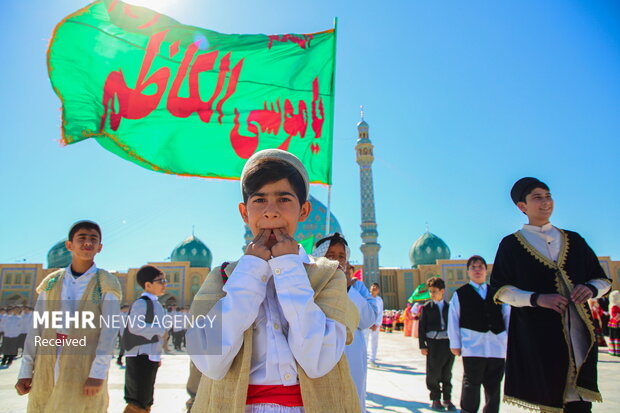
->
[48, 0, 336, 184]
[298, 236, 316, 255]
[408, 274, 441, 302]
[408, 284, 430, 302]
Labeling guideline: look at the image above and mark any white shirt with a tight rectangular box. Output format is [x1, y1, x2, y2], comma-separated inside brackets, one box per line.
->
[187, 247, 347, 385]
[18, 264, 120, 380]
[20, 312, 33, 335]
[373, 295, 384, 326]
[448, 281, 510, 358]
[2, 314, 22, 338]
[125, 292, 167, 362]
[345, 281, 378, 412]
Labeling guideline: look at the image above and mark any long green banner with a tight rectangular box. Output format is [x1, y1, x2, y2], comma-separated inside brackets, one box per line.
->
[48, 0, 336, 184]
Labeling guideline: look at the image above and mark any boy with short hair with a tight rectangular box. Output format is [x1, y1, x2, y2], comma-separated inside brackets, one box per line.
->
[122, 265, 168, 413]
[448, 255, 510, 413]
[15, 220, 122, 413]
[1, 306, 22, 368]
[313, 233, 378, 412]
[419, 277, 455, 411]
[187, 149, 360, 413]
[491, 177, 611, 413]
[366, 282, 384, 367]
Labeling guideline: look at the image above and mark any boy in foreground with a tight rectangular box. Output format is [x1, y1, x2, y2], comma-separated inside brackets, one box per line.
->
[491, 177, 611, 413]
[15, 220, 122, 413]
[187, 149, 360, 413]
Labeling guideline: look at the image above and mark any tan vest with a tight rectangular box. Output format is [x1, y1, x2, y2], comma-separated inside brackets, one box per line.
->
[27, 268, 122, 413]
[189, 257, 361, 413]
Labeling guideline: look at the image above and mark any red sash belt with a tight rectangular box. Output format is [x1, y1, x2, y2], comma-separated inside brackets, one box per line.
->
[246, 384, 303, 407]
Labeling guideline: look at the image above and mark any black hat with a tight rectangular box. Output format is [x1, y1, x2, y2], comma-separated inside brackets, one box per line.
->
[510, 177, 549, 204]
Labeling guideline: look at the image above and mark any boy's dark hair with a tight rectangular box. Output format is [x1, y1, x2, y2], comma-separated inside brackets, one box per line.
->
[242, 159, 306, 204]
[520, 182, 550, 203]
[467, 255, 487, 270]
[315, 232, 348, 249]
[136, 265, 164, 289]
[426, 277, 445, 290]
[69, 220, 102, 241]
[371, 282, 380, 290]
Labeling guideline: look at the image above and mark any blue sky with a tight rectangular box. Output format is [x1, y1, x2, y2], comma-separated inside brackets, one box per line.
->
[1, 0, 619, 272]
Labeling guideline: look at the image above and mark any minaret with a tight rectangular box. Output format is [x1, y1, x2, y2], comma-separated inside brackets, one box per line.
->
[355, 108, 381, 288]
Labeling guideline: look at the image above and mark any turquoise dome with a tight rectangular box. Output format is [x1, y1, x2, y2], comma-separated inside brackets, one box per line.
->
[409, 231, 451, 268]
[47, 239, 72, 269]
[171, 235, 212, 268]
[243, 194, 343, 246]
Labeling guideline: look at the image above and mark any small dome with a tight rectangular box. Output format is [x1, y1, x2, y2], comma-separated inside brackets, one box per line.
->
[171, 235, 212, 268]
[242, 194, 343, 247]
[357, 119, 368, 130]
[409, 231, 451, 268]
[47, 239, 72, 269]
[295, 195, 343, 242]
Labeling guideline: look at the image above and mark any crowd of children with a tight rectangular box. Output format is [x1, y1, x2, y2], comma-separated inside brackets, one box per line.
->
[0, 305, 33, 368]
[7, 163, 616, 413]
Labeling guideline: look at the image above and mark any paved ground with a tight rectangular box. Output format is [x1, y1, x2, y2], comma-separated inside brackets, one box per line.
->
[1, 331, 618, 412]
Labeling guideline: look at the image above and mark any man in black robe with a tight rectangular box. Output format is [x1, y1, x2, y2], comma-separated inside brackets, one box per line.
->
[490, 177, 611, 413]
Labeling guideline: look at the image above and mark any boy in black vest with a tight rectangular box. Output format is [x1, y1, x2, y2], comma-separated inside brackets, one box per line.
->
[419, 277, 455, 411]
[448, 255, 510, 413]
[490, 177, 611, 413]
[122, 265, 168, 413]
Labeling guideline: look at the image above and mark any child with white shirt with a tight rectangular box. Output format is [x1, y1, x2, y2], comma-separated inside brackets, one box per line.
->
[365, 283, 384, 367]
[187, 149, 360, 413]
[1, 306, 22, 368]
[491, 177, 612, 413]
[313, 233, 378, 412]
[419, 277, 455, 411]
[15, 220, 122, 413]
[122, 265, 168, 413]
[448, 255, 510, 413]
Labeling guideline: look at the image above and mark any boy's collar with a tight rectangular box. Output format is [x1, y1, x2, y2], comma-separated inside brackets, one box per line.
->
[66, 263, 97, 277]
[522, 223, 554, 232]
[469, 280, 487, 289]
[141, 291, 159, 301]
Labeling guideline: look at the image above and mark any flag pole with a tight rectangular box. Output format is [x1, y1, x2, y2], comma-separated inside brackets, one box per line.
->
[325, 16, 338, 238]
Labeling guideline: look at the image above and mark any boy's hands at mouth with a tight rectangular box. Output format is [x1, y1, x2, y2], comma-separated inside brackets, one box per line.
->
[245, 229, 273, 261]
[270, 228, 298, 258]
[245, 228, 298, 260]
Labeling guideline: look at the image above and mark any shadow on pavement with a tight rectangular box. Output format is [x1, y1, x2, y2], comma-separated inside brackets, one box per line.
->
[370, 362, 425, 376]
[367, 392, 430, 412]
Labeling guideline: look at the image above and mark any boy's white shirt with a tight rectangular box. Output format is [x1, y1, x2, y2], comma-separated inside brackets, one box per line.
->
[447, 281, 510, 358]
[18, 264, 120, 381]
[187, 246, 347, 385]
[3, 314, 23, 337]
[497, 223, 611, 307]
[373, 295, 384, 326]
[345, 281, 378, 412]
[124, 291, 167, 362]
[20, 312, 32, 335]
